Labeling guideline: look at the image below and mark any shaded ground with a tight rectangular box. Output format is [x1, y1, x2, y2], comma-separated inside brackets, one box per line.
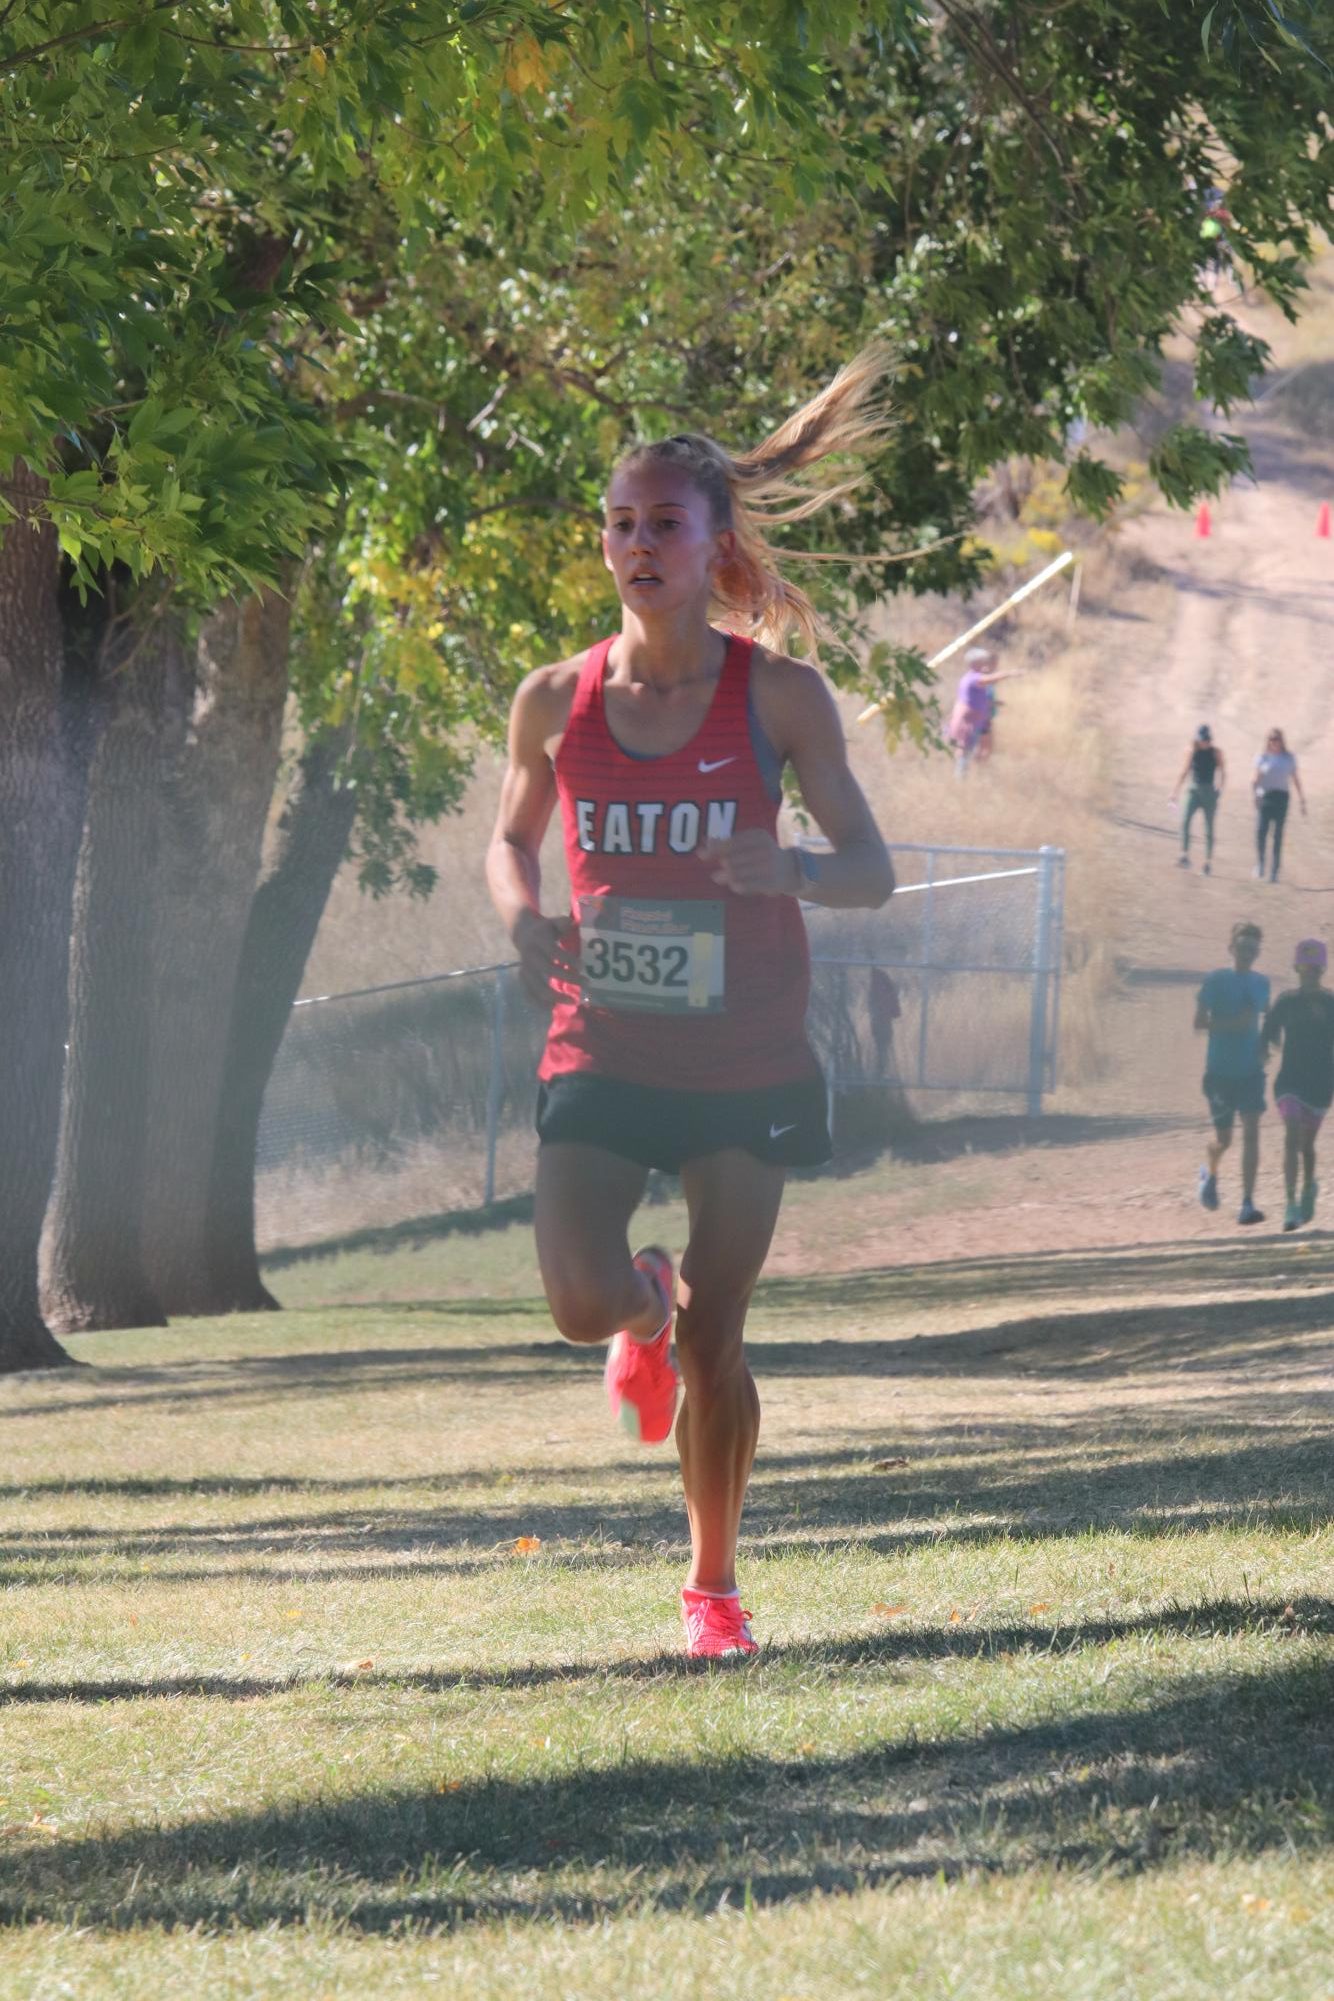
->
[1, 1230, 1331, 1997]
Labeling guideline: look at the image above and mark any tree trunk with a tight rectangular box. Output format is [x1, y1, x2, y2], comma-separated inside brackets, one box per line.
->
[140, 590, 290, 1317]
[205, 729, 358, 1311]
[42, 617, 193, 1333]
[0, 471, 82, 1372]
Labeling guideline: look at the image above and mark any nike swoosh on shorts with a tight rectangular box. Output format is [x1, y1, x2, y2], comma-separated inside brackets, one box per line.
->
[769, 1122, 798, 1139]
[698, 757, 736, 773]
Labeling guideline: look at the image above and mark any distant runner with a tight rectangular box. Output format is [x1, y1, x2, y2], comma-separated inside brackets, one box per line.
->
[1170, 724, 1225, 874]
[1263, 939, 1334, 1231]
[1195, 920, 1269, 1226]
[1253, 728, 1306, 884]
[944, 646, 1023, 776]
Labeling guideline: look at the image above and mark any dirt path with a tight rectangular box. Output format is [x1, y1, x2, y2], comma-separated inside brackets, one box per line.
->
[860, 311, 1334, 1269]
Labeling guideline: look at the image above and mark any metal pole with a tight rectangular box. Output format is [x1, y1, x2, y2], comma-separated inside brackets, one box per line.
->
[857, 551, 1074, 721]
[1045, 849, 1067, 1093]
[917, 850, 936, 1087]
[1026, 847, 1058, 1117]
[483, 967, 506, 1206]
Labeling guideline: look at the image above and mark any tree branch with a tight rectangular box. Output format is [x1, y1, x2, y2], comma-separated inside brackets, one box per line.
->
[0, 0, 184, 73]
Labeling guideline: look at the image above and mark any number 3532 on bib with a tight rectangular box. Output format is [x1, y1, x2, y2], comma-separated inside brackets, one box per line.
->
[577, 895, 725, 1014]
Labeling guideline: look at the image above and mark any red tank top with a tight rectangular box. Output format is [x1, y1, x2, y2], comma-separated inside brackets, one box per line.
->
[540, 632, 817, 1092]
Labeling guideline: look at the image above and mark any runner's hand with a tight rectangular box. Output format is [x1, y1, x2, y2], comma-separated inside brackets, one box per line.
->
[513, 908, 579, 1008]
[699, 830, 792, 895]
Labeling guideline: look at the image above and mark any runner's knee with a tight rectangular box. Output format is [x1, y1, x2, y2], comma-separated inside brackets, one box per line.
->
[542, 1267, 626, 1346]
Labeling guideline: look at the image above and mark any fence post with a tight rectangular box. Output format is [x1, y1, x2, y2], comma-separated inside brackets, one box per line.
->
[916, 849, 936, 1086]
[483, 967, 506, 1206]
[1045, 849, 1066, 1095]
[1026, 846, 1058, 1117]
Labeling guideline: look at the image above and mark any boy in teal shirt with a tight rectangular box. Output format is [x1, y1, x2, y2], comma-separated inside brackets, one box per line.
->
[1195, 920, 1269, 1225]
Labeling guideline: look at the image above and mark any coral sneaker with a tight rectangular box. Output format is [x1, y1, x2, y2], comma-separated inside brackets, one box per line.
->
[604, 1246, 676, 1444]
[682, 1588, 758, 1660]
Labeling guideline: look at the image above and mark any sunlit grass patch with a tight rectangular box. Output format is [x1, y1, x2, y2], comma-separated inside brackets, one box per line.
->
[1, 1234, 1331, 1997]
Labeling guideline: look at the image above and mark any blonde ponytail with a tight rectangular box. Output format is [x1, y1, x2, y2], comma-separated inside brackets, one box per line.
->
[614, 343, 893, 656]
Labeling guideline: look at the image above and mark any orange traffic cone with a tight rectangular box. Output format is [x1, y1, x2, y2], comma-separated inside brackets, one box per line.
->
[1194, 501, 1212, 538]
[1317, 501, 1331, 539]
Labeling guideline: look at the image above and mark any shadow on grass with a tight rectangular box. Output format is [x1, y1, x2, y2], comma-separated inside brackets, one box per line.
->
[3, 1653, 1331, 1931]
[9, 1247, 1334, 1427]
[2, 1596, 1329, 1709]
[3, 1416, 1330, 1586]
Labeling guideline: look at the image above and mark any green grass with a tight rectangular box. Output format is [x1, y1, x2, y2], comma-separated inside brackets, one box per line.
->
[2, 1232, 1332, 1998]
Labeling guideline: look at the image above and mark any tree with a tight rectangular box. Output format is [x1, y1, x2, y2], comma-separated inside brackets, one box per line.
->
[11, 0, 1334, 1350]
[2, 0, 902, 1364]
[204, 0, 1334, 1293]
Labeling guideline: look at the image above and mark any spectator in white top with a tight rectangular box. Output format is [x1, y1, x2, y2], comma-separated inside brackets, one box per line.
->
[1253, 728, 1306, 883]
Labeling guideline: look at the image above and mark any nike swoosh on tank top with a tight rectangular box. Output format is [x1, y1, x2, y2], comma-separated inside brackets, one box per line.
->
[540, 632, 820, 1092]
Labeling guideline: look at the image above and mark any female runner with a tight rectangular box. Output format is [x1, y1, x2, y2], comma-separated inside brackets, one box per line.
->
[485, 350, 896, 1659]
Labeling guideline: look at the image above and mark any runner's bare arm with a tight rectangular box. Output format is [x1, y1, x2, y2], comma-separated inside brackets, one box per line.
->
[701, 656, 894, 908]
[485, 664, 580, 1007]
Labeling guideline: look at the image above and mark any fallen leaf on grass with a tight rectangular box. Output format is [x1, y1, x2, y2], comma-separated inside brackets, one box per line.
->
[283, 1609, 303, 1620]
[436, 1779, 463, 1794]
[948, 1609, 963, 1625]
[1240, 1893, 1272, 1913]
[872, 1603, 909, 1618]
[1028, 1602, 1051, 1615]
[512, 1535, 542, 1554]
[1, 1813, 59, 1838]
[340, 1659, 375, 1675]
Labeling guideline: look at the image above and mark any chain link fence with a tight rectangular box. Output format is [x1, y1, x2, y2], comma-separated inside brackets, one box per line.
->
[255, 844, 1064, 1250]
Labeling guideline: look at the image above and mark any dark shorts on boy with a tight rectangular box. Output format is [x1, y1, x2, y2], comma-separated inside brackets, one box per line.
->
[1202, 1071, 1265, 1132]
[536, 1072, 832, 1173]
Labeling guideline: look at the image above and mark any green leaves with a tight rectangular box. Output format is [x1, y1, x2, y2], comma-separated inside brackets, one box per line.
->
[1065, 456, 1126, 521]
[0, 1, 891, 599]
[1149, 426, 1252, 510]
[1194, 315, 1270, 412]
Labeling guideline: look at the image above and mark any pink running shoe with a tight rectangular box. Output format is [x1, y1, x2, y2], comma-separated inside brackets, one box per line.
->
[682, 1588, 758, 1660]
[604, 1246, 677, 1444]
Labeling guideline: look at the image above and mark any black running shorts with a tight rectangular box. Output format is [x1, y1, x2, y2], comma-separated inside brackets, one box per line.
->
[1202, 1070, 1265, 1131]
[535, 1072, 832, 1174]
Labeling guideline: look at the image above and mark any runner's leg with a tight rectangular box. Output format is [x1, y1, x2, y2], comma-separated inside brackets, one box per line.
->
[535, 1142, 661, 1345]
[1240, 1111, 1261, 1205]
[1256, 798, 1269, 874]
[1270, 793, 1289, 878]
[1181, 788, 1198, 859]
[674, 1148, 785, 1593]
[1283, 1117, 1301, 1205]
[1202, 787, 1217, 862]
[1205, 1121, 1231, 1178]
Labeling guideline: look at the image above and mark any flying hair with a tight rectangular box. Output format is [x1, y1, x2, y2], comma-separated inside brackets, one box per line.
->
[613, 343, 893, 657]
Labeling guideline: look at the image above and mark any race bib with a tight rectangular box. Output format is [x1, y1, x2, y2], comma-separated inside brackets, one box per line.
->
[577, 895, 725, 1013]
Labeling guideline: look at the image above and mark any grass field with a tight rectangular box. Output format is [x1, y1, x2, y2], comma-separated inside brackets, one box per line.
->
[4, 1204, 1332, 1999]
